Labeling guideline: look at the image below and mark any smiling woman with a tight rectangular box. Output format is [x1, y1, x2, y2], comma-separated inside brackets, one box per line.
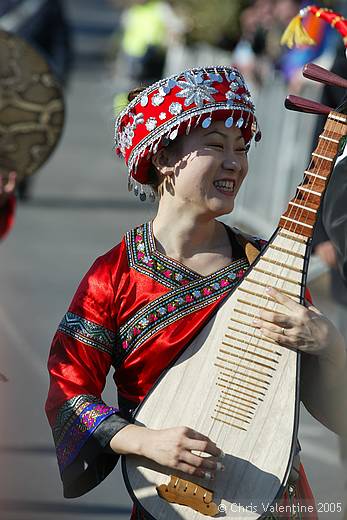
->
[45, 66, 347, 520]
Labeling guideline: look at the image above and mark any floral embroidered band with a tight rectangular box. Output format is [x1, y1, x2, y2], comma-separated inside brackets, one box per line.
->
[58, 311, 116, 357]
[126, 222, 200, 289]
[53, 394, 119, 472]
[116, 254, 249, 367]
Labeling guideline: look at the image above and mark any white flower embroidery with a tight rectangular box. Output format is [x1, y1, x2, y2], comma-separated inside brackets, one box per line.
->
[152, 93, 165, 106]
[229, 81, 239, 92]
[145, 117, 157, 131]
[132, 113, 144, 127]
[119, 123, 135, 153]
[159, 112, 167, 120]
[175, 71, 218, 108]
[226, 90, 237, 100]
[169, 102, 182, 115]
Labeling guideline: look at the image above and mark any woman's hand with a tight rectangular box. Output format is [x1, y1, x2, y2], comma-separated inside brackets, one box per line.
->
[252, 286, 346, 368]
[110, 424, 224, 481]
[0, 171, 17, 208]
[315, 241, 337, 269]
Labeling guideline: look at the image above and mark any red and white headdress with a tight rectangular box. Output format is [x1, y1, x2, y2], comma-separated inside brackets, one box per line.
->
[114, 66, 259, 200]
[281, 5, 347, 50]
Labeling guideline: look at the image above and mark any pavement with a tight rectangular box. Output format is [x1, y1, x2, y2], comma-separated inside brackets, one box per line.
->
[0, 66, 346, 520]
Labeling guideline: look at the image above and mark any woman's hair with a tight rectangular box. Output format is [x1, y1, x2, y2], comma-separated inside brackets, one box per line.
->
[127, 87, 146, 103]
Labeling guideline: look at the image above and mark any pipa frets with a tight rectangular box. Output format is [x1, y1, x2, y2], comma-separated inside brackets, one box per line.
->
[214, 362, 271, 384]
[220, 388, 259, 405]
[212, 227, 309, 436]
[224, 332, 281, 356]
[218, 375, 268, 391]
[280, 111, 347, 237]
[217, 397, 256, 413]
[221, 342, 279, 364]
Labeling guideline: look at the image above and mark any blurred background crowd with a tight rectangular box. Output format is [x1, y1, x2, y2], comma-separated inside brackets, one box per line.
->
[0, 1, 347, 519]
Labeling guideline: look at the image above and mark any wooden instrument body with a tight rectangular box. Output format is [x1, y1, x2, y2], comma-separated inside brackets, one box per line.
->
[123, 228, 309, 520]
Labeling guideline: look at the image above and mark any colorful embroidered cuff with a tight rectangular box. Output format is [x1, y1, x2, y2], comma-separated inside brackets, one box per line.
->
[53, 395, 126, 472]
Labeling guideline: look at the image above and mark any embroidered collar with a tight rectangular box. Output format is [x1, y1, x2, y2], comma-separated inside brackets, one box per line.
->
[126, 221, 248, 289]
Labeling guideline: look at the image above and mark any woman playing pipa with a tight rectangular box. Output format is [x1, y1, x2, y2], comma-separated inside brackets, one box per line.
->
[46, 7, 347, 518]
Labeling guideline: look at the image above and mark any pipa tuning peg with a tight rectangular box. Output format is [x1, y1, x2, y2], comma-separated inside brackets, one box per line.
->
[303, 63, 347, 89]
[285, 95, 332, 115]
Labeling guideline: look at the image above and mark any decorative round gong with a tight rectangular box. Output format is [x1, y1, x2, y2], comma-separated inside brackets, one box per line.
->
[0, 29, 65, 180]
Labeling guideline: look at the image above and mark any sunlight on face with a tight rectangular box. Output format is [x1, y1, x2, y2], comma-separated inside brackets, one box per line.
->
[158, 120, 249, 219]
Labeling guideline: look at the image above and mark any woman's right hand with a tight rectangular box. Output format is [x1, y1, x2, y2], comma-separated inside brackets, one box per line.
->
[0, 171, 17, 208]
[110, 425, 224, 481]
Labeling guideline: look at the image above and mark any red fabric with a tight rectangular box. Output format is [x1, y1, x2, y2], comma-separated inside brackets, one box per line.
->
[46, 239, 228, 424]
[278, 464, 317, 519]
[45, 243, 125, 426]
[0, 195, 16, 240]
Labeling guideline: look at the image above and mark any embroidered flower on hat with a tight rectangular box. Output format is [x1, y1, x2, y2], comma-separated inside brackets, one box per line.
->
[152, 93, 165, 106]
[169, 102, 182, 116]
[158, 86, 168, 97]
[119, 123, 135, 153]
[140, 94, 149, 107]
[133, 113, 145, 127]
[229, 81, 239, 92]
[226, 90, 237, 101]
[145, 117, 157, 131]
[175, 70, 218, 108]
[159, 112, 167, 120]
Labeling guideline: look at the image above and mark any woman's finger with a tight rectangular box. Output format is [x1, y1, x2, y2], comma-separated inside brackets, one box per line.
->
[181, 450, 222, 472]
[260, 327, 299, 350]
[253, 316, 297, 342]
[184, 437, 221, 458]
[4, 171, 17, 193]
[265, 286, 301, 312]
[183, 428, 221, 456]
[175, 461, 211, 480]
[257, 308, 295, 328]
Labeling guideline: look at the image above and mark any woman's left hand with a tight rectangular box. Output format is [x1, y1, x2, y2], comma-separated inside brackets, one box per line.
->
[252, 286, 346, 368]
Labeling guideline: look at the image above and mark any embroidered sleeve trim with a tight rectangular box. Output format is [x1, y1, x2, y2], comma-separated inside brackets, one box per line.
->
[53, 394, 119, 472]
[115, 256, 250, 367]
[58, 312, 116, 357]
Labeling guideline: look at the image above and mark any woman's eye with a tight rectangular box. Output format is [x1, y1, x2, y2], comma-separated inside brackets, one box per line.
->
[207, 143, 223, 149]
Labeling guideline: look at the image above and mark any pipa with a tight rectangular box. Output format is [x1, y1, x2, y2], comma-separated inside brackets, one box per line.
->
[122, 64, 347, 520]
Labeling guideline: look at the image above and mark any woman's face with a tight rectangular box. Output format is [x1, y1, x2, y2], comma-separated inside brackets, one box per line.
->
[159, 120, 249, 218]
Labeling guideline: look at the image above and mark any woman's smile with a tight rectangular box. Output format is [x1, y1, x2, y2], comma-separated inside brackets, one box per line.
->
[213, 178, 236, 197]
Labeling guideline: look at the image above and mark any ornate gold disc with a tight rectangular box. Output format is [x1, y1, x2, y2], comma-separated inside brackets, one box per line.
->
[0, 29, 65, 180]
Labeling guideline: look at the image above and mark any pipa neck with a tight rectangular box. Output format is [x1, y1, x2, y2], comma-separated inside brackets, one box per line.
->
[279, 111, 347, 238]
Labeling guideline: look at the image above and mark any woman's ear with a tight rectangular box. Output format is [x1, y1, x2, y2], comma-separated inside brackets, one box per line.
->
[152, 147, 175, 177]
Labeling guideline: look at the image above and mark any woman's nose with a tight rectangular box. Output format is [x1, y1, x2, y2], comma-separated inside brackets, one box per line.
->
[222, 155, 241, 172]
